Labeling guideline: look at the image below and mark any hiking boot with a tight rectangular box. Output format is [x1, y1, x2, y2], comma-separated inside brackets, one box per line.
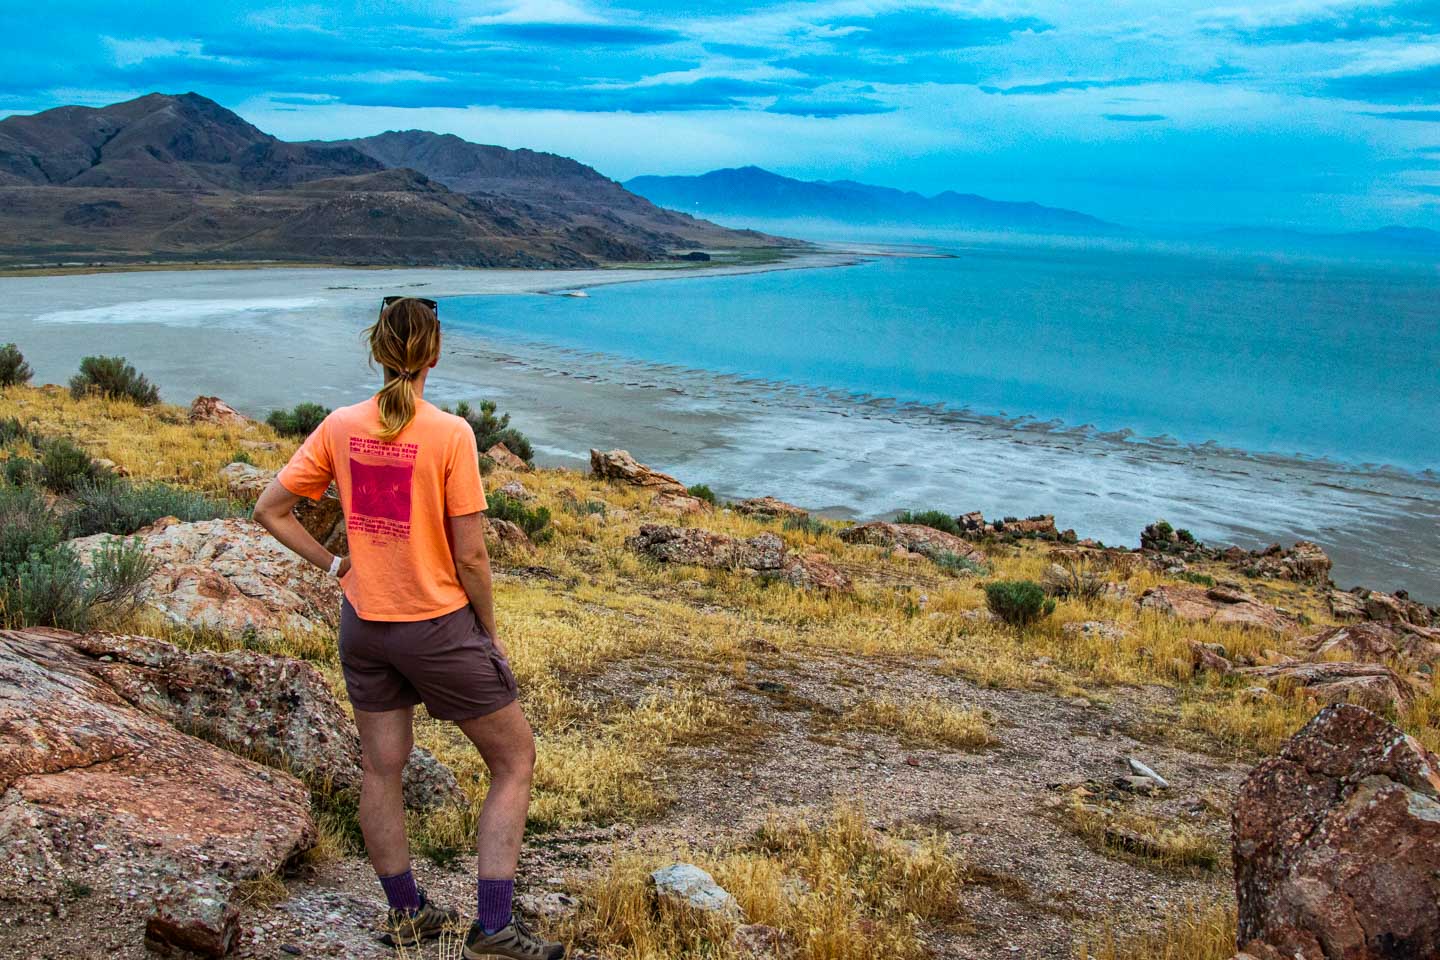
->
[462, 917, 565, 959]
[381, 890, 460, 947]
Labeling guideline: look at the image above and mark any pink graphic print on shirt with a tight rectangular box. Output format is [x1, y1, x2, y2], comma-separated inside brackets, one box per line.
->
[348, 436, 417, 541]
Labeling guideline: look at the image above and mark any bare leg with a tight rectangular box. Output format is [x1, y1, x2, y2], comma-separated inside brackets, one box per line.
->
[354, 706, 415, 877]
[455, 701, 536, 878]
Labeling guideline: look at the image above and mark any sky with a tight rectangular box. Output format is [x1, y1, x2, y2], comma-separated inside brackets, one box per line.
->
[4, 0, 1440, 230]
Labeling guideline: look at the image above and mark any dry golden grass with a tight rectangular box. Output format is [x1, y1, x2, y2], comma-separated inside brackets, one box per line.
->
[836, 696, 994, 750]
[1061, 795, 1222, 874]
[1076, 900, 1237, 960]
[561, 803, 966, 960]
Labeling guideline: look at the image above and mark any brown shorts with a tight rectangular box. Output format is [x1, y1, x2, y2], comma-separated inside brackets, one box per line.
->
[339, 598, 518, 721]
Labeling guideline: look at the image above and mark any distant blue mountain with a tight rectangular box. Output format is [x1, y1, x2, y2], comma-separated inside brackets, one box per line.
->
[625, 166, 1120, 235]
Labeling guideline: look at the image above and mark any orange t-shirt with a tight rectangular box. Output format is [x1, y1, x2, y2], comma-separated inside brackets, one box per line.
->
[277, 397, 487, 621]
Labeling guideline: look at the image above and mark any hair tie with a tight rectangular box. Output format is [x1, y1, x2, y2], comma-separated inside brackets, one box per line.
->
[399, 369, 419, 381]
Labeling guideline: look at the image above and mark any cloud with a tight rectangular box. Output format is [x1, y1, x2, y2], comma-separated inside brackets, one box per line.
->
[827, 9, 1049, 52]
[467, 0, 605, 26]
[478, 22, 683, 45]
[1224, 1, 1440, 45]
[981, 77, 1152, 96]
[766, 96, 894, 118]
[1104, 113, 1167, 122]
[772, 52, 980, 85]
[1327, 62, 1440, 103]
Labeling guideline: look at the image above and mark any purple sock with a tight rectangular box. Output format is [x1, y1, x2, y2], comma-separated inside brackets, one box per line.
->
[379, 869, 421, 913]
[477, 877, 515, 934]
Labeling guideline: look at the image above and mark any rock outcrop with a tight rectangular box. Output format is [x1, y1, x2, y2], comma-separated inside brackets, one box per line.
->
[651, 491, 713, 515]
[485, 442, 530, 472]
[733, 496, 808, 520]
[839, 521, 986, 564]
[219, 461, 274, 499]
[218, 462, 348, 553]
[0, 628, 316, 945]
[68, 517, 343, 638]
[188, 396, 251, 428]
[484, 517, 537, 556]
[1231, 704, 1440, 959]
[1240, 540, 1332, 587]
[1301, 621, 1440, 676]
[589, 449, 686, 495]
[60, 630, 462, 810]
[627, 525, 851, 592]
[1236, 661, 1413, 713]
[1138, 584, 1294, 633]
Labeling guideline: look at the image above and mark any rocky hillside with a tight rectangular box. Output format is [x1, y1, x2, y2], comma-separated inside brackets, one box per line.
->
[0, 381, 1436, 959]
[0, 93, 786, 269]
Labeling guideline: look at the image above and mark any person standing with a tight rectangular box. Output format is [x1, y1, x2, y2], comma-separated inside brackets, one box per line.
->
[254, 296, 563, 959]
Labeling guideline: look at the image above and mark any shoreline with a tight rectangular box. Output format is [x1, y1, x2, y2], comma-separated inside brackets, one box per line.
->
[3, 255, 1437, 602]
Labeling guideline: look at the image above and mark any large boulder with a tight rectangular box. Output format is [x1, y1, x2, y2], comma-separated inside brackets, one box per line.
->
[779, 552, 852, 593]
[61, 630, 462, 810]
[627, 524, 785, 570]
[1362, 590, 1437, 629]
[484, 517, 537, 557]
[219, 461, 273, 499]
[67, 517, 343, 638]
[651, 491, 713, 516]
[1231, 704, 1440, 959]
[838, 521, 986, 564]
[589, 449, 686, 495]
[0, 628, 315, 940]
[188, 396, 251, 428]
[1138, 584, 1294, 633]
[1236, 660, 1413, 713]
[218, 462, 347, 553]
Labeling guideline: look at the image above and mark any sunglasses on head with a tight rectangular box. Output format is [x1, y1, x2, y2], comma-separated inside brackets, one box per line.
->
[381, 296, 439, 313]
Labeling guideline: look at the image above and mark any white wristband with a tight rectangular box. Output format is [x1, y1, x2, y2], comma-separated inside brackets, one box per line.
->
[328, 555, 343, 577]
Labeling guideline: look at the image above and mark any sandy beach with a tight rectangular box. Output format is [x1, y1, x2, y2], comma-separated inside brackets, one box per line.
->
[2, 253, 1437, 601]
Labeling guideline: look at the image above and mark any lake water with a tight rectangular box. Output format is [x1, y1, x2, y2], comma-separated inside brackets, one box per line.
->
[3, 244, 1437, 600]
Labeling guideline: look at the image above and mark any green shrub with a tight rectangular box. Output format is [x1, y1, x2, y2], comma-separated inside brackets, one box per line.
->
[0, 344, 32, 388]
[40, 438, 105, 493]
[232, 449, 254, 466]
[562, 497, 608, 517]
[3, 545, 92, 630]
[984, 579, 1056, 627]
[66, 478, 236, 537]
[783, 514, 829, 537]
[266, 402, 330, 438]
[486, 490, 552, 542]
[895, 509, 962, 536]
[3, 458, 38, 486]
[453, 400, 534, 464]
[0, 484, 64, 574]
[926, 549, 987, 576]
[1177, 528, 1198, 546]
[687, 483, 718, 505]
[1176, 570, 1216, 587]
[68, 356, 160, 406]
[0, 417, 34, 447]
[85, 537, 154, 620]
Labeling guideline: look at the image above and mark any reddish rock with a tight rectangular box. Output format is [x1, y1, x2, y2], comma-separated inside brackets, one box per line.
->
[145, 877, 240, 958]
[68, 518, 342, 638]
[484, 517, 536, 556]
[651, 491, 713, 515]
[780, 552, 852, 593]
[1237, 661, 1413, 713]
[188, 396, 251, 428]
[627, 524, 785, 571]
[1363, 590, 1436, 628]
[1232, 704, 1440, 960]
[218, 462, 346, 551]
[839, 521, 986, 564]
[733, 496, 808, 520]
[219, 461, 273, 499]
[1138, 585, 1294, 633]
[1241, 540, 1333, 586]
[1188, 639, 1234, 675]
[1302, 621, 1440, 675]
[1327, 589, 1368, 622]
[485, 441, 530, 472]
[589, 448, 686, 494]
[0, 628, 315, 926]
[1002, 514, 1057, 536]
[497, 480, 532, 500]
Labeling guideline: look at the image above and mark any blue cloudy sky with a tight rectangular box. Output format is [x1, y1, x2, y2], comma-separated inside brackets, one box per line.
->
[5, 0, 1440, 229]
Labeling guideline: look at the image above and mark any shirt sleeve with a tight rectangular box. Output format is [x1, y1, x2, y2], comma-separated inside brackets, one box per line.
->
[276, 416, 335, 500]
[445, 424, 487, 516]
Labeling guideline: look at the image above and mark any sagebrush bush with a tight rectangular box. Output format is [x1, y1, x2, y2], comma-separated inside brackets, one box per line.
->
[68, 356, 160, 406]
[686, 483, 717, 505]
[0, 538, 153, 631]
[895, 509, 962, 535]
[0, 344, 32, 388]
[40, 438, 105, 493]
[783, 513, 830, 537]
[985, 579, 1056, 627]
[454, 399, 534, 463]
[266, 402, 330, 439]
[0, 417, 34, 446]
[3, 458, 38, 486]
[486, 490, 552, 542]
[0, 484, 64, 574]
[926, 548, 987, 576]
[67, 478, 236, 537]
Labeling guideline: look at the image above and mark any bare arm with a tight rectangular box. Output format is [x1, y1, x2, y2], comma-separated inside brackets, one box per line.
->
[253, 479, 350, 577]
[449, 512, 500, 655]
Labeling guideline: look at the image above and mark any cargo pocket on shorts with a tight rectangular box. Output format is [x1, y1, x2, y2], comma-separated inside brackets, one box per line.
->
[490, 651, 518, 695]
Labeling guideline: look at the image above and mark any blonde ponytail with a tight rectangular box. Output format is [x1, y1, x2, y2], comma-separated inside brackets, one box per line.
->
[365, 298, 440, 442]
